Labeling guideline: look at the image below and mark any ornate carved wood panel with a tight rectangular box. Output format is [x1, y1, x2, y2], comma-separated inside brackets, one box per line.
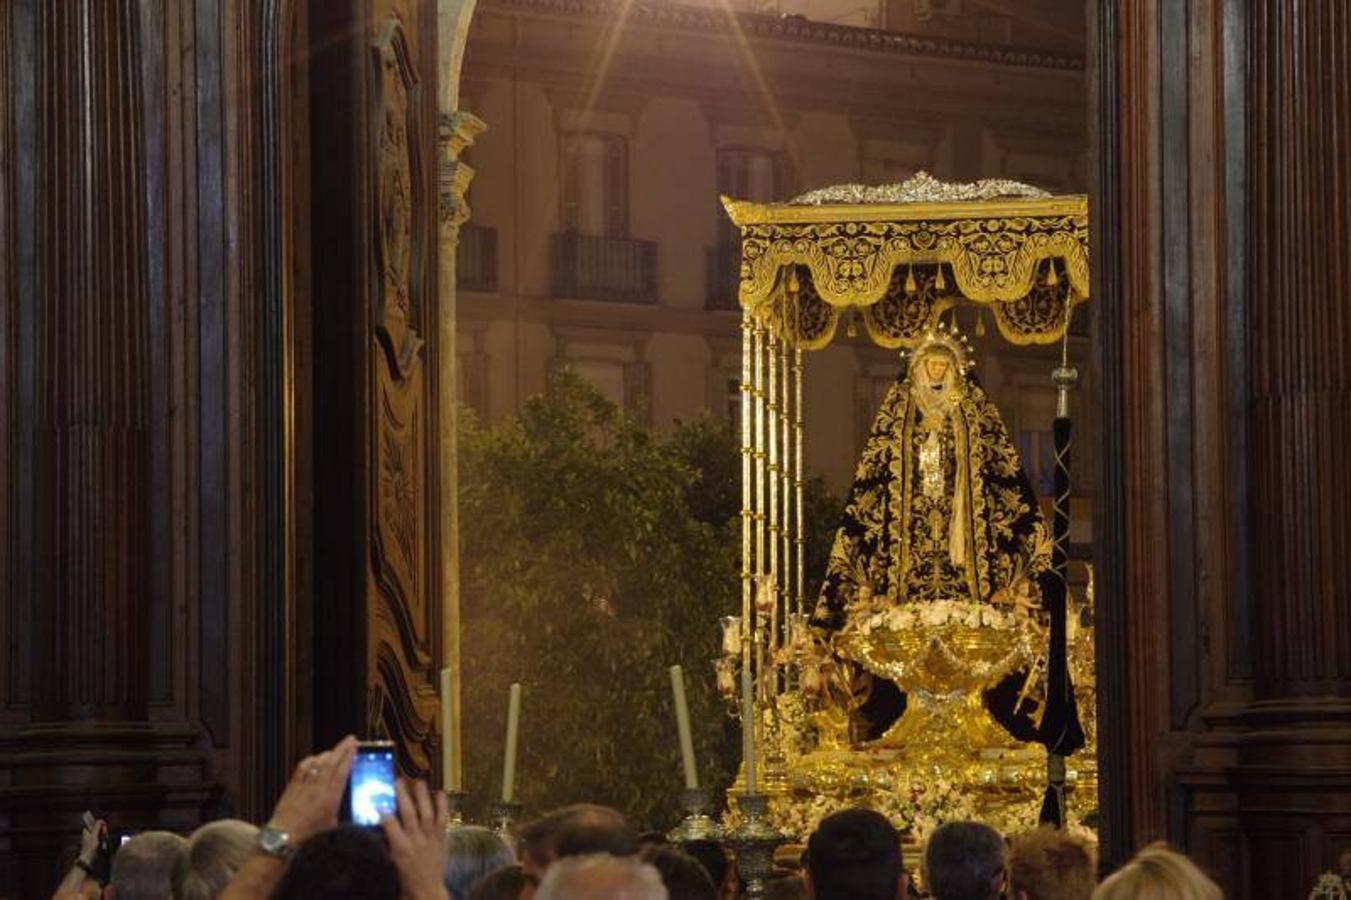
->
[366, 12, 439, 776]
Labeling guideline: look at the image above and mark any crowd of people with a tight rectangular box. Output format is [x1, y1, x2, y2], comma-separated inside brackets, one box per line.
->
[51, 736, 1223, 900]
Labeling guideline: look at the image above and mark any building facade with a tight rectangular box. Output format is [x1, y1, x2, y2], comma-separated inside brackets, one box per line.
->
[456, 0, 1090, 497]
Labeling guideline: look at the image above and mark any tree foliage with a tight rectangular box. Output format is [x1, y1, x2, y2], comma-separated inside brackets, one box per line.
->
[459, 373, 837, 828]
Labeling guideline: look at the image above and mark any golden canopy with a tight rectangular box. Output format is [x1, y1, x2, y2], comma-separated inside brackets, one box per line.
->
[721, 172, 1089, 348]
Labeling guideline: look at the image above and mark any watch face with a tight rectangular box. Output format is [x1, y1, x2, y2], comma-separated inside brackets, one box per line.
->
[260, 826, 290, 856]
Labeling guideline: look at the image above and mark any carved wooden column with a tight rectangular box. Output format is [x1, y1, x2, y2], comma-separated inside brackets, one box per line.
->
[1247, 0, 1351, 706]
[1239, 4, 1351, 892]
[28, 0, 152, 725]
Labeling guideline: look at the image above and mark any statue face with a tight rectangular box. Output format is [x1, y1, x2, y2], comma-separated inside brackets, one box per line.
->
[923, 355, 951, 384]
[910, 347, 963, 413]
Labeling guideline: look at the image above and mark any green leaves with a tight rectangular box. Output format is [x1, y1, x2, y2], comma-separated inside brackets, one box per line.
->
[458, 372, 837, 828]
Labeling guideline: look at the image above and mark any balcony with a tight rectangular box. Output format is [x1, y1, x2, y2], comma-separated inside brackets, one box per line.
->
[552, 231, 657, 304]
[456, 223, 498, 292]
[706, 241, 742, 311]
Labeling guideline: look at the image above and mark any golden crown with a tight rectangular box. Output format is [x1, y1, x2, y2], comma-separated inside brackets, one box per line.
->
[902, 320, 976, 371]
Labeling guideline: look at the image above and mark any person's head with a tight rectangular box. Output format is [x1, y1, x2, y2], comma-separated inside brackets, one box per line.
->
[172, 819, 259, 900]
[467, 864, 536, 900]
[923, 821, 1007, 900]
[534, 853, 668, 900]
[641, 845, 716, 900]
[446, 825, 516, 900]
[1091, 843, 1221, 900]
[518, 805, 638, 876]
[681, 840, 732, 898]
[269, 825, 399, 900]
[108, 831, 189, 900]
[1007, 827, 1096, 900]
[803, 808, 905, 900]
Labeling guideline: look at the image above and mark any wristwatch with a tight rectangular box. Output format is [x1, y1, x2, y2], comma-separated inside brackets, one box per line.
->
[256, 823, 295, 860]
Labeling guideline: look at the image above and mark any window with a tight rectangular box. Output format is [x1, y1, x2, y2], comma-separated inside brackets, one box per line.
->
[717, 148, 784, 204]
[713, 148, 789, 304]
[560, 133, 627, 237]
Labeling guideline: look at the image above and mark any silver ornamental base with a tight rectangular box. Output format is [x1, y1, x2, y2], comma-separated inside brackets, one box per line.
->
[727, 793, 784, 900]
[489, 801, 524, 841]
[443, 790, 469, 832]
[667, 787, 724, 843]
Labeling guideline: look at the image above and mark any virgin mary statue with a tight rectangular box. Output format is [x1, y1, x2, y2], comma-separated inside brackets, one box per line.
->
[810, 325, 1053, 741]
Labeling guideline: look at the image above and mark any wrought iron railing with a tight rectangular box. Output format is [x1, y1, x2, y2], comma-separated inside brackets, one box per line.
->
[457, 223, 498, 292]
[552, 231, 657, 303]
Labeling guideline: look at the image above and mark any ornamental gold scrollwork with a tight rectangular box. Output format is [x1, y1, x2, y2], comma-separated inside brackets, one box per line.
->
[733, 205, 1088, 346]
[861, 266, 954, 348]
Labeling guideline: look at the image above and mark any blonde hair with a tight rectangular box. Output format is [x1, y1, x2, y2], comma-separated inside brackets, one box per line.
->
[1008, 827, 1097, 900]
[1091, 843, 1222, 900]
[173, 819, 259, 900]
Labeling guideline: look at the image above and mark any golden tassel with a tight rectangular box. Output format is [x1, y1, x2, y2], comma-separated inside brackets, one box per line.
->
[935, 264, 947, 292]
[904, 265, 918, 295]
[1046, 258, 1060, 286]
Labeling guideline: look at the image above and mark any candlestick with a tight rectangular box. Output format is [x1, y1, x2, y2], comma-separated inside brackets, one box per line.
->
[667, 787, 723, 844]
[502, 682, 522, 803]
[440, 667, 461, 791]
[741, 667, 756, 794]
[728, 793, 784, 900]
[443, 790, 469, 834]
[490, 801, 524, 842]
[669, 665, 699, 790]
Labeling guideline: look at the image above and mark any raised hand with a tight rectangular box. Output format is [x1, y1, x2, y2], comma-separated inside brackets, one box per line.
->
[382, 779, 451, 900]
[268, 734, 359, 842]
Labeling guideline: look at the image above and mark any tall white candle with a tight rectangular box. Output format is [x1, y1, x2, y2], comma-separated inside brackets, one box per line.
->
[502, 683, 522, 803]
[439, 667, 459, 791]
[668, 665, 699, 790]
[741, 668, 756, 794]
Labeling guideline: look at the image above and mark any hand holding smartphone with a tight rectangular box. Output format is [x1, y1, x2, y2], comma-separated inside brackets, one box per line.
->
[349, 741, 397, 827]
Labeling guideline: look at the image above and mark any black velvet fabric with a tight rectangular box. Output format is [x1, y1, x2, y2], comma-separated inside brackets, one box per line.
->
[810, 365, 1070, 746]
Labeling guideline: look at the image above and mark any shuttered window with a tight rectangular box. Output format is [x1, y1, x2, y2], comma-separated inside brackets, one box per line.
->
[560, 133, 628, 237]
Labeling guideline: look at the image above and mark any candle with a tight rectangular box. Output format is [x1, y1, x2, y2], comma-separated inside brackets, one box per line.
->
[502, 683, 522, 803]
[668, 665, 699, 790]
[439, 667, 460, 791]
[720, 616, 743, 657]
[741, 668, 756, 794]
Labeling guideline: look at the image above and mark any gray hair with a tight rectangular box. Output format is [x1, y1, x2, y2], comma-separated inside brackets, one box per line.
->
[535, 853, 669, 900]
[445, 825, 516, 899]
[111, 830, 189, 900]
[923, 821, 1007, 900]
[173, 819, 259, 900]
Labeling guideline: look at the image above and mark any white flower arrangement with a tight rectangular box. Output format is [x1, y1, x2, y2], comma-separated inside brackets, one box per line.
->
[844, 598, 1030, 637]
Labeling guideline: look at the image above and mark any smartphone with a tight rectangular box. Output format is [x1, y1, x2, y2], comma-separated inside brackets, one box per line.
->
[349, 740, 397, 827]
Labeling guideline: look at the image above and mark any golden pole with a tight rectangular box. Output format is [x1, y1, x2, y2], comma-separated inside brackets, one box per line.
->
[753, 315, 767, 705]
[767, 321, 780, 686]
[778, 320, 793, 659]
[740, 308, 754, 679]
[794, 345, 805, 619]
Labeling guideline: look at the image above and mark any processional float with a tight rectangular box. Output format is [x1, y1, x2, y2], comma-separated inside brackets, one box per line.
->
[715, 173, 1097, 845]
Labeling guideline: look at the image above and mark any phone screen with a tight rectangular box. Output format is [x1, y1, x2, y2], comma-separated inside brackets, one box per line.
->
[349, 743, 397, 827]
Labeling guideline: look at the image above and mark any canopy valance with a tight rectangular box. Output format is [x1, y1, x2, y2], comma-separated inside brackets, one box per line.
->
[721, 172, 1089, 348]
